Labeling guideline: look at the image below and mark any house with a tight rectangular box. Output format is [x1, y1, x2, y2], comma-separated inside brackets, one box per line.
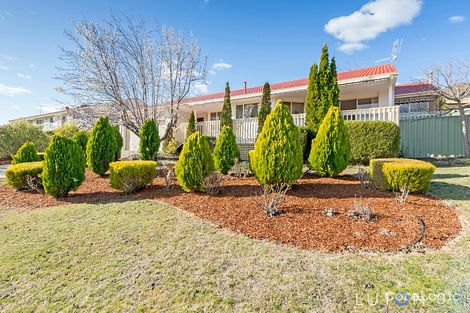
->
[9, 64, 441, 159]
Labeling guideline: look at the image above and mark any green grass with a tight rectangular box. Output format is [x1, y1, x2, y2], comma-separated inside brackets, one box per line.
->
[0, 166, 470, 312]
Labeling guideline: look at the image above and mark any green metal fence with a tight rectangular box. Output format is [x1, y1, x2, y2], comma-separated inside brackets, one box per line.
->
[400, 115, 470, 158]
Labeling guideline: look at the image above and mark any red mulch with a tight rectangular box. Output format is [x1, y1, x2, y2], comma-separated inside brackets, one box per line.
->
[0, 170, 462, 252]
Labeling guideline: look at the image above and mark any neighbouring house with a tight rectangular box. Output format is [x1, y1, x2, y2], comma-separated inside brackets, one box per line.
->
[9, 64, 442, 159]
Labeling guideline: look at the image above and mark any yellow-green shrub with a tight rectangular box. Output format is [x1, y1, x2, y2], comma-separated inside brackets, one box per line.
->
[175, 131, 215, 192]
[370, 158, 436, 192]
[109, 160, 157, 193]
[250, 100, 303, 186]
[213, 126, 240, 174]
[12, 142, 40, 164]
[5, 161, 43, 190]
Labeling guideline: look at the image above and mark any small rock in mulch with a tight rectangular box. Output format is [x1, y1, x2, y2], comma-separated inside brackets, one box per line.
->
[0, 171, 462, 252]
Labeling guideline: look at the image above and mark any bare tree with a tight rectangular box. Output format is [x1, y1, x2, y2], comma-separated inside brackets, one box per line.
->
[428, 59, 470, 156]
[56, 14, 206, 139]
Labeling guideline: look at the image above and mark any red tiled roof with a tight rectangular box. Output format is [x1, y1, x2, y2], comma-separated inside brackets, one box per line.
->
[395, 82, 435, 95]
[184, 64, 397, 104]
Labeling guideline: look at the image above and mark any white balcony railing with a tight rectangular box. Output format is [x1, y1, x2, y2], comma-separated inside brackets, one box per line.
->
[175, 105, 400, 144]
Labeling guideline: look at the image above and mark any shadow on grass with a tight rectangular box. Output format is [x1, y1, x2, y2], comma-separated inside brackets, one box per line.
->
[433, 173, 469, 179]
[431, 181, 470, 201]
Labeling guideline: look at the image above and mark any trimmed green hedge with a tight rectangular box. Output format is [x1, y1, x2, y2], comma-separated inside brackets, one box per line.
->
[346, 121, 400, 164]
[109, 160, 157, 193]
[370, 158, 436, 192]
[5, 161, 43, 190]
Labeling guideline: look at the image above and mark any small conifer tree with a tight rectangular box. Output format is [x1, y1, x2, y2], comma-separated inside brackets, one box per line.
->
[186, 111, 196, 139]
[305, 63, 319, 133]
[258, 82, 272, 134]
[42, 135, 86, 197]
[12, 142, 40, 164]
[111, 125, 123, 161]
[220, 82, 232, 129]
[175, 131, 215, 192]
[250, 100, 303, 186]
[71, 131, 88, 153]
[86, 116, 117, 175]
[213, 126, 240, 174]
[308, 106, 350, 177]
[139, 119, 159, 161]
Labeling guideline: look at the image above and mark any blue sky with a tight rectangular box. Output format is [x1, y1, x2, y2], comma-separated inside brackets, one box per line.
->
[0, 0, 469, 124]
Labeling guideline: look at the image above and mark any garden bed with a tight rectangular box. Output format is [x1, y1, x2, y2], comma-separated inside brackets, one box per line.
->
[0, 170, 461, 252]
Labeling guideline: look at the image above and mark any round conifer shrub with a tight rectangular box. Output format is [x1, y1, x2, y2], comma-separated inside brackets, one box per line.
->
[86, 116, 117, 175]
[308, 106, 350, 177]
[213, 126, 240, 174]
[111, 125, 123, 161]
[42, 135, 86, 197]
[175, 131, 215, 192]
[71, 130, 88, 154]
[250, 100, 303, 186]
[139, 119, 159, 161]
[109, 160, 157, 194]
[12, 142, 40, 164]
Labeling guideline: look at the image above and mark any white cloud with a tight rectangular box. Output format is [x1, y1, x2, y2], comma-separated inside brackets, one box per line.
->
[0, 65, 7, 70]
[338, 42, 368, 54]
[17, 73, 32, 79]
[194, 82, 209, 95]
[201, 0, 209, 7]
[28, 64, 35, 68]
[211, 60, 232, 72]
[0, 10, 12, 20]
[208, 70, 216, 75]
[0, 83, 32, 96]
[325, 0, 422, 53]
[11, 105, 20, 109]
[449, 16, 465, 24]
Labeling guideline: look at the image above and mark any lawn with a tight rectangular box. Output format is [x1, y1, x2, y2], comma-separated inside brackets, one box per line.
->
[0, 166, 469, 312]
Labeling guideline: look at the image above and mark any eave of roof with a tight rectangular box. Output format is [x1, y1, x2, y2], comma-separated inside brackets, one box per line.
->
[183, 64, 398, 105]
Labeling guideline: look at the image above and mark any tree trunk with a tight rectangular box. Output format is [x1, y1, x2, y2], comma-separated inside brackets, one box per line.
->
[457, 103, 470, 156]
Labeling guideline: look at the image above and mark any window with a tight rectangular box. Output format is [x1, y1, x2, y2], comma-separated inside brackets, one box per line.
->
[210, 112, 221, 121]
[282, 102, 304, 114]
[36, 119, 43, 125]
[340, 99, 357, 110]
[236, 103, 258, 119]
[357, 97, 379, 109]
[49, 117, 54, 123]
[400, 102, 429, 113]
[197, 117, 204, 122]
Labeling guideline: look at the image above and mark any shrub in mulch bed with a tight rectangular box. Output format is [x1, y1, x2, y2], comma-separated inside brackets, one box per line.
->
[5, 161, 43, 190]
[109, 160, 157, 194]
[0, 171, 461, 252]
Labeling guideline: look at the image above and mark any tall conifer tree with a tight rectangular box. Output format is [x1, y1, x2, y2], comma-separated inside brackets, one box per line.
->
[305, 63, 319, 132]
[329, 57, 340, 107]
[220, 82, 232, 129]
[257, 82, 272, 134]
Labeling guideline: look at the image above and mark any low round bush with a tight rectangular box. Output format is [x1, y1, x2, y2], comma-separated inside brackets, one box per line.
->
[250, 100, 303, 186]
[175, 131, 215, 192]
[12, 142, 40, 164]
[309, 106, 350, 177]
[346, 121, 400, 164]
[213, 126, 240, 174]
[5, 161, 43, 190]
[42, 135, 86, 198]
[87, 116, 117, 175]
[109, 160, 157, 193]
[370, 158, 436, 192]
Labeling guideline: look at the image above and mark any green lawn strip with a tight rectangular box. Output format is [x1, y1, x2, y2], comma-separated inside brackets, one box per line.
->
[0, 166, 469, 312]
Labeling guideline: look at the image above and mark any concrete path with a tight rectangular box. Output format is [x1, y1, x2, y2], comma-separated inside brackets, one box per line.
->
[0, 164, 10, 179]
